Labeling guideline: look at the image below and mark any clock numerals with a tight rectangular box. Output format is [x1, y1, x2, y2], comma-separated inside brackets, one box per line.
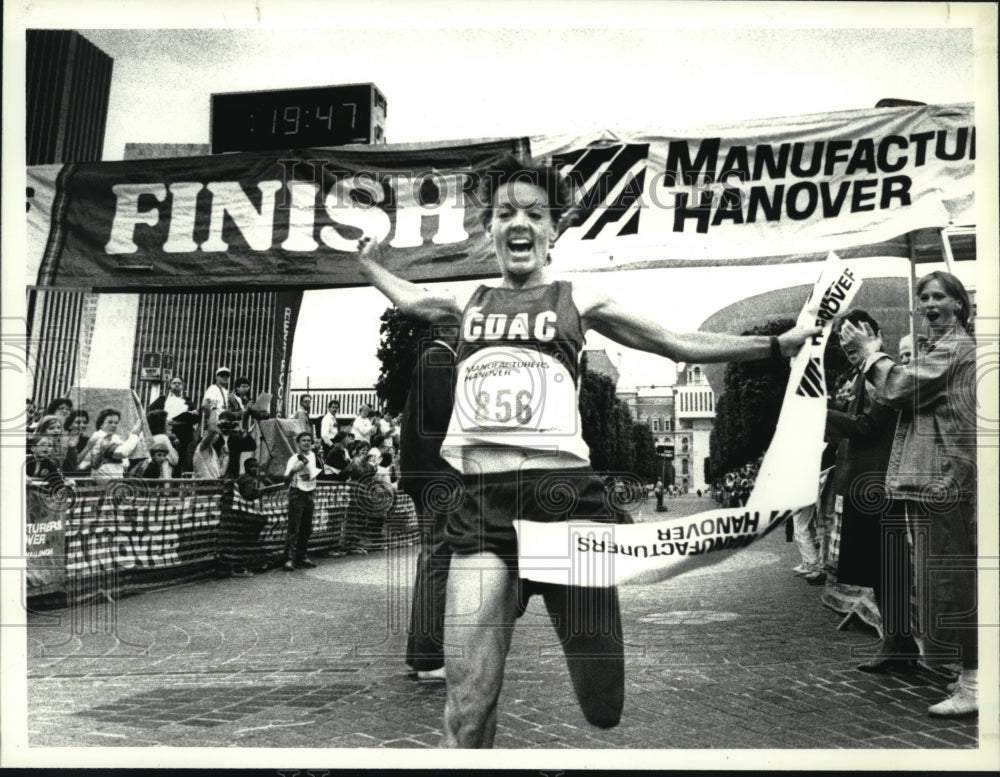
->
[263, 99, 364, 139]
[272, 106, 301, 135]
[315, 105, 333, 130]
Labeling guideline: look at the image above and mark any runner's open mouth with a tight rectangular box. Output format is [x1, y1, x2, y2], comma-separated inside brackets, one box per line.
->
[507, 237, 533, 254]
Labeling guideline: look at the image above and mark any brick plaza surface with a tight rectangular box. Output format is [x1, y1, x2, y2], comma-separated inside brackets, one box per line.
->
[20, 495, 991, 764]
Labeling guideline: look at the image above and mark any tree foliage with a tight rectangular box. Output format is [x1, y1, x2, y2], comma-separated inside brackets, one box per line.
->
[708, 318, 793, 477]
[707, 316, 855, 480]
[578, 354, 657, 477]
[579, 356, 618, 471]
[374, 307, 430, 416]
[631, 422, 658, 481]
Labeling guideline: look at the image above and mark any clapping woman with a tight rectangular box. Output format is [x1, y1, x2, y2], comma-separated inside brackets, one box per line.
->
[840, 271, 978, 718]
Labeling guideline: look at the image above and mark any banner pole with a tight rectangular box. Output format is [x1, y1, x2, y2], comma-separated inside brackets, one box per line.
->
[939, 226, 957, 275]
[905, 231, 919, 344]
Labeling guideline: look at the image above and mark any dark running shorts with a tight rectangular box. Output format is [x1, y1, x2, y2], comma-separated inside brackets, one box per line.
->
[446, 467, 618, 573]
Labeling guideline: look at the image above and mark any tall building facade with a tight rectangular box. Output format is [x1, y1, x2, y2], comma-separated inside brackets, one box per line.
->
[26, 30, 112, 165]
[633, 388, 676, 486]
[627, 363, 716, 492]
[673, 365, 715, 493]
[27, 31, 112, 406]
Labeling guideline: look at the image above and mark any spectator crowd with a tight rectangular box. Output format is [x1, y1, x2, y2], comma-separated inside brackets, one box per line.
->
[25, 367, 406, 579]
[707, 271, 979, 718]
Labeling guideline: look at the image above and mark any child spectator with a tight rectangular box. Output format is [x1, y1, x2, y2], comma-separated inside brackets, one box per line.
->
[237, 457, 263, 500]
[26, 435, 63, 482]
[223, 458, 271, 577]
[137, 435, 179, 479]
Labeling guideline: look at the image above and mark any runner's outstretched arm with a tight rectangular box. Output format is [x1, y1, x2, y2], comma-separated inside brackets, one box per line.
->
[575, 285, 820, 363]
[357, 236, 462, 322]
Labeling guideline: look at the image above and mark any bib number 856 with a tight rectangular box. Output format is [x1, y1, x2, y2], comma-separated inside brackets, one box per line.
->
[475, 389, 533, 425]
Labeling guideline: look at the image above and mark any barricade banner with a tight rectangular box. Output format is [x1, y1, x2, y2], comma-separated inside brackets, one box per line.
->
[221, 482, 419, 565]
[25, 485, 69, 595]
[61, 479, 225, 601]
[28, 478, 419, 603]
[516, 252, 861, 586]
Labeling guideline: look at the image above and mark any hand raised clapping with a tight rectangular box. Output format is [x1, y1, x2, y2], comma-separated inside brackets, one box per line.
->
[838, 319, 880, 362]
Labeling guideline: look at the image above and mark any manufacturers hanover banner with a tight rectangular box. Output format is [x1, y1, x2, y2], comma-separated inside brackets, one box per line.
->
[537, 103, 974, 270]
[515, 252, 860, 586]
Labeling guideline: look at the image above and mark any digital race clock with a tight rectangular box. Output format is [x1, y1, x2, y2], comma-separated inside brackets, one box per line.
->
[210, 83, 387, 153]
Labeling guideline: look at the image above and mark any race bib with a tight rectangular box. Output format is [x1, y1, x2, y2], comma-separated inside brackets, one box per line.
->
[452, 346, 578, 435]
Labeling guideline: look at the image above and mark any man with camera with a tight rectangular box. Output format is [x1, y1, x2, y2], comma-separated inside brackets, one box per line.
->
[283, 431, 321, 571]
[193, 409, 256, 480]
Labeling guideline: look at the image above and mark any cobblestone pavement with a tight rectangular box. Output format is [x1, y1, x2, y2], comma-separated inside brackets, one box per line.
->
[20, 496, 992, 764]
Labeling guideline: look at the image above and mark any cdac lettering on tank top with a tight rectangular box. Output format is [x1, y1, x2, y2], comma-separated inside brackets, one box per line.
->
[462, 308, 557, 342]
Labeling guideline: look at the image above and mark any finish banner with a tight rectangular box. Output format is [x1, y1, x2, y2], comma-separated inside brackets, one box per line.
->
[516, 252, 861, 586]
[27, 104, 972, 290]
[27, 138, 524, 290]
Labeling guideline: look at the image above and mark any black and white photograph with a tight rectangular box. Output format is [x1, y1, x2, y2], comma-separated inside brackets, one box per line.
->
[2, 0, 998, 769]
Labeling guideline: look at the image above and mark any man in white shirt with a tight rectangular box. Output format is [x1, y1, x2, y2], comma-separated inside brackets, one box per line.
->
[283, 430, 321, 570]
[160, 377, 192, 422]
[201, 367, 232, 419]
[293, 395, 313, 435]
[350, 404, 374, 442]
[320, 399, 341, 454]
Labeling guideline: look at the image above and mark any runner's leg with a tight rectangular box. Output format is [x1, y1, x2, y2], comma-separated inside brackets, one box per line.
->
[541, 583, 624, 728]
[442, 551, 518, 748]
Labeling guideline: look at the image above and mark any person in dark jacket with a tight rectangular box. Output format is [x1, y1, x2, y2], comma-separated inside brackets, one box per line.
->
[148, 377, 198, 472]
[399, 319, 459, 683]
[61, 410, 91, 473]
[827, 310, 912, 672]
[321, 431, 352, 482]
